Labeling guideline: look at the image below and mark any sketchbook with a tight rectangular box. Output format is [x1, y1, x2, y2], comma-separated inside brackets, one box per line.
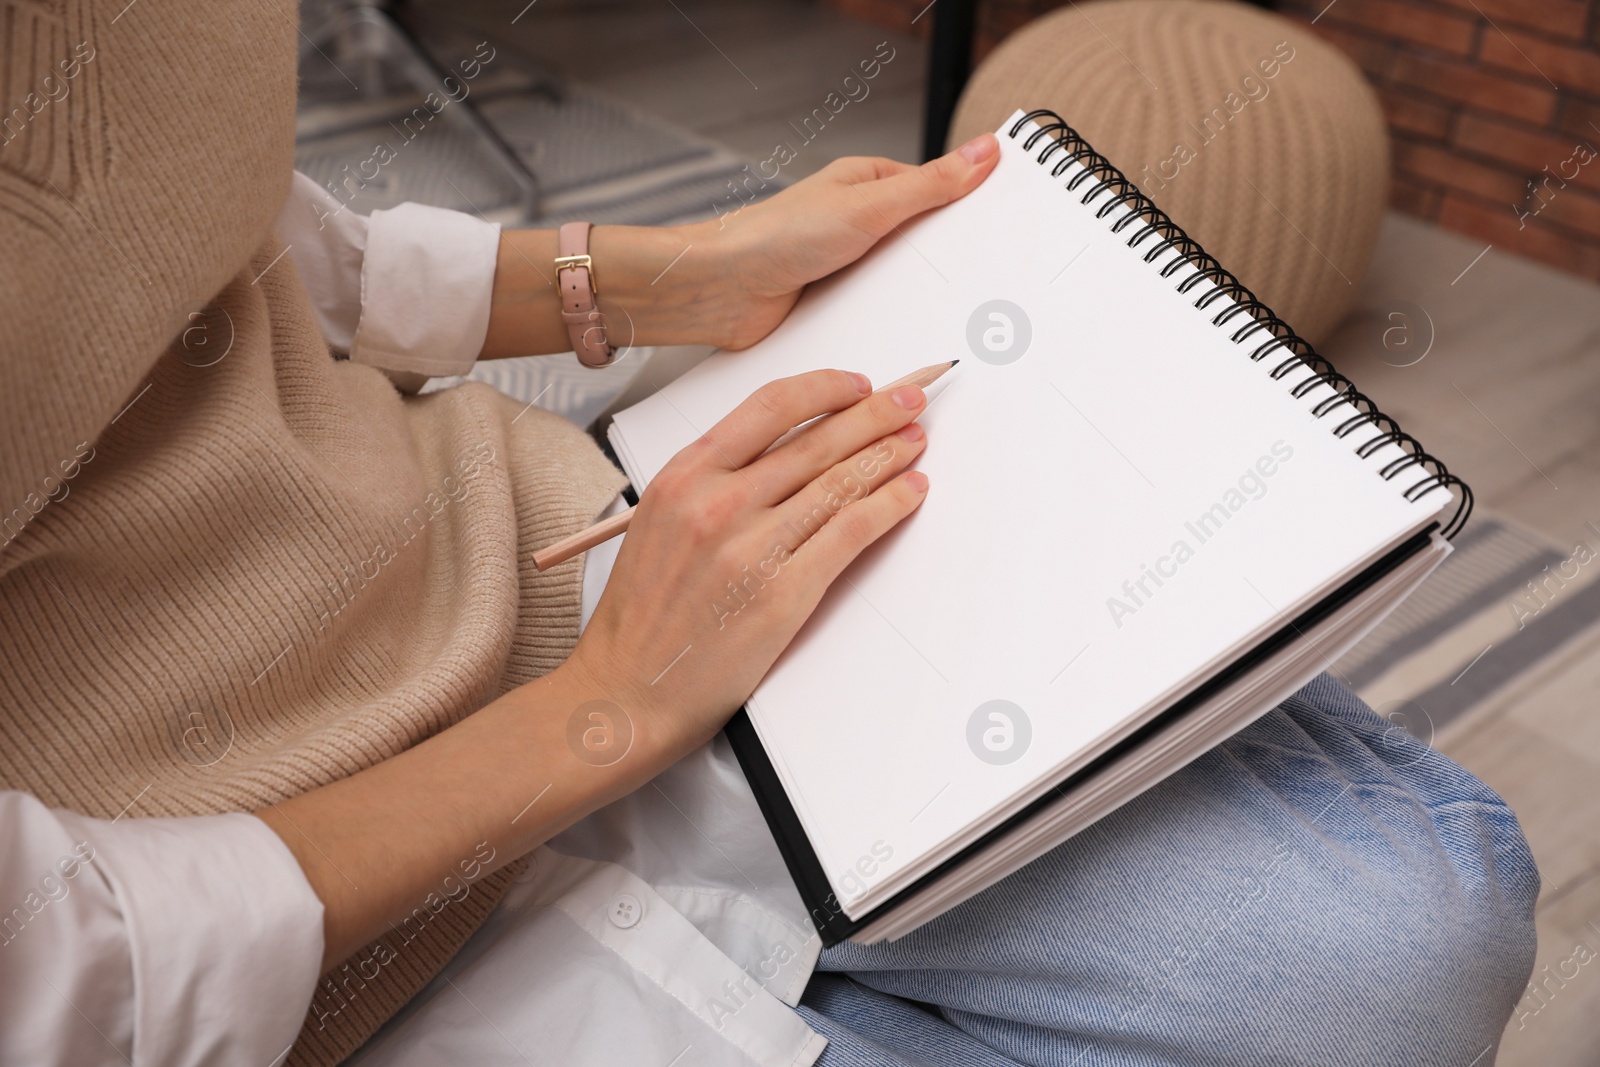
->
[604, 109, 1470, 945]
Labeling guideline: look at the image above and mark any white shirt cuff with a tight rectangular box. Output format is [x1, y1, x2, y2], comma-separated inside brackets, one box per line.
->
[57, 810, 325, 1067]
[275, 172, 368, 354]
[351, 201, 501, 379]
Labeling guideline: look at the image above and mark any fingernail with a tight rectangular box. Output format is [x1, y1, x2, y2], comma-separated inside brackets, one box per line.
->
[848, 371, 871, 394]
[957, 133, 996, 165]
[891, 385, 924, 410]
[904, 470, 929, 492]
[895, 422, 924, 442]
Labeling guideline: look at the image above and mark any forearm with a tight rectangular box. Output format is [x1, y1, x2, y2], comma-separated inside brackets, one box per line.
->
[477, 138, 999, 361]
[256, 661, 685, 971]
[480, 222, 732, 359]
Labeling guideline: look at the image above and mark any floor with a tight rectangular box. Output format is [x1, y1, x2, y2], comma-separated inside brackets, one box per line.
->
[423, 0, 1600, 1060]
[1335, 217, 1600, 1067]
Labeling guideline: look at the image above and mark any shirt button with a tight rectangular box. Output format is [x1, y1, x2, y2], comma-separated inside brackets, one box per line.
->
[608, 893, 643, 929]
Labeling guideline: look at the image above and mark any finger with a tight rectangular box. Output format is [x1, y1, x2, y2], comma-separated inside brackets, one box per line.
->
[788, 469, 929, 592]
[768, 423, 927, 549]
[850, 134, 999, 233]
[693, 368, 871, 471]
[746, 382, 927, 504]
[818, 155, 918, 185]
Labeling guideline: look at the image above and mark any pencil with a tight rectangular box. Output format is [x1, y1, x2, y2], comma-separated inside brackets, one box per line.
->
[532, 359, 958, 571]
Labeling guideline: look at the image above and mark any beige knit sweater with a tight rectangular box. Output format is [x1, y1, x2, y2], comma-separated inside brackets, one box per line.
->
[0, 2, 627, 1063]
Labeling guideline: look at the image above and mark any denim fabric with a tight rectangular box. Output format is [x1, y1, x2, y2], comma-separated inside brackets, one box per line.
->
[801, 674, 1539, 1066]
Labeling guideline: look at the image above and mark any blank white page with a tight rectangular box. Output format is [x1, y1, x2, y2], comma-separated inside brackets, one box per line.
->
[608, 111, 1448, 915]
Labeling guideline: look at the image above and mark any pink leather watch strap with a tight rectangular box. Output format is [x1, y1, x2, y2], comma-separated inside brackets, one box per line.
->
[556, 221, 617, 368]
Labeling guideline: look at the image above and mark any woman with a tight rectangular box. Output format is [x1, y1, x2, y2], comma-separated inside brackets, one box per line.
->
[0, 2, 1537, 1065]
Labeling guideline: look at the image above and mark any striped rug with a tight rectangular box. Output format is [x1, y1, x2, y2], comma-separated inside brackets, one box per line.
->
[1332, 513, 1599, 742]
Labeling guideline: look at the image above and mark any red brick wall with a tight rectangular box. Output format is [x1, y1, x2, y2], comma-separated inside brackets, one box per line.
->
[1281, 0, 1600, 278]
[822, 0, 1600, 279]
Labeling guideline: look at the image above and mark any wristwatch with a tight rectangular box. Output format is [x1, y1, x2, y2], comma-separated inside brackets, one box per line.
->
[555, 221, 618, 368]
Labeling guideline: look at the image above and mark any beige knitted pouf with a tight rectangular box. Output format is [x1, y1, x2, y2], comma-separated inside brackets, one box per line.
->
[949, 0, 1388, 345]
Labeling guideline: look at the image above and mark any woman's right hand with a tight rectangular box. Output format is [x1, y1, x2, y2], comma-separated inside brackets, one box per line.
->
[261, 369, 930, 970]
[567, 367, 931, 755]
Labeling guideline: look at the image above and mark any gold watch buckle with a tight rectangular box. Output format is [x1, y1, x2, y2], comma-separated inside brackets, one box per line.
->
[553, 253, 597, 294]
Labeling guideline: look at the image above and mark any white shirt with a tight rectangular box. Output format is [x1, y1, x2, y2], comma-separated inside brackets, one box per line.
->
[0, 174, 828, 1067]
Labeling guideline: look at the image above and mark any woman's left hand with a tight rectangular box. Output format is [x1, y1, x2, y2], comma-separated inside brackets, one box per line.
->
[481, 134, 1000, 360]
[687, 132, 1000, 350]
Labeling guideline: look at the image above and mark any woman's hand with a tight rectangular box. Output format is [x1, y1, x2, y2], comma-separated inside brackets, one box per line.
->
[480, 135, 998, 359]
[566, 366, 932, 751]
[690, 133, 1000, 350]
[260, 367, 930, 969]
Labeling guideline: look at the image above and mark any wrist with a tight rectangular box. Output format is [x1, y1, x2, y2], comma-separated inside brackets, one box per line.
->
[544, 652, 688, 775]
[560, 628, 736, 764]
[590, 221, 740, 349]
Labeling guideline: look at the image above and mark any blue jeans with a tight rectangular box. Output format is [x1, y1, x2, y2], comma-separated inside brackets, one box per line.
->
[802, 675, 1538, 1066]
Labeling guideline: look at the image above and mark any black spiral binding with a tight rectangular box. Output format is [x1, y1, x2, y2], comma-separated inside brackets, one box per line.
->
[1009, 110, 1472, 539]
